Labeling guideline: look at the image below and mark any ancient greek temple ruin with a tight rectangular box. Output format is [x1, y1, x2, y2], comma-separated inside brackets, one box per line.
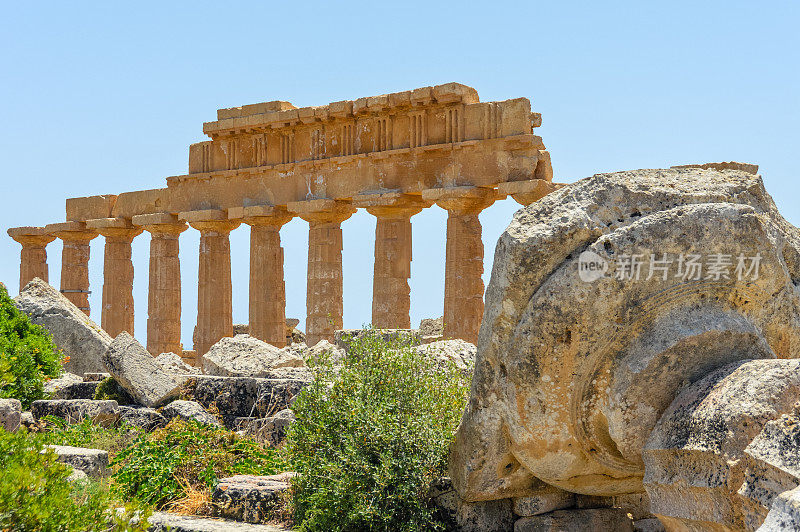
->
[7, 83, 555, 362]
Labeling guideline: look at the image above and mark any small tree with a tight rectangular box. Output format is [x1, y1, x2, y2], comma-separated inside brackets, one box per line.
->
[0, 283, 62, 408]
[286, 331, 472, 532]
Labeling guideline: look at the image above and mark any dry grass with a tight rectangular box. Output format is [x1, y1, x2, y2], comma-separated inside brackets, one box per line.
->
[165, 477, 212, 516]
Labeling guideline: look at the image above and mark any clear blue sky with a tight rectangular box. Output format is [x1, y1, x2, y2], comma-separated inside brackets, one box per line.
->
[1, 2, 797, 349]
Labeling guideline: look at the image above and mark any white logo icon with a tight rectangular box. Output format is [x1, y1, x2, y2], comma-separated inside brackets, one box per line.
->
[578, 250, 609, 282]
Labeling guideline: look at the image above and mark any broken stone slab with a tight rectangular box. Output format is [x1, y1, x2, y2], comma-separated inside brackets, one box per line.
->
[202, 335, 305, 378]
[455, 498, 514, 532]
[512, 481, 575, 516]
[333, 328, 421, 352]
[412, 339, 476, 375]
[183, 376, 309, 418]
[147, 512, 291, 531]
[758, 485, 800, 531]
[13, 278, 111, 375]
[236, 409, 295, 446]
[31, 399, 119, 427]
[419, 316, 444, 341]
[738, 407, 800, 530]
[118, 405, 168, 432]
[20, 410, 36, 430]
[211, 474, 291, 524]
[103, 332, 185, 408]
[46, 444, 109, 478]
[643, 359, 800, 531]
[0, 398, 22, 432]
[574, 492, 655, 521]
[161, 400, 220, 427]
[155, 352, 203, 376]
[514, 508, 634, 531]
[51, 381, 99, 400]
[44, 372, 83, 395]
[632, 518, 665, 532]
[450, 166, 800, 501]
[301, 340, 346, 365]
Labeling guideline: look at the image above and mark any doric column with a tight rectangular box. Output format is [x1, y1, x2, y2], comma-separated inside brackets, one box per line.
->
[132, 213, 188, 357]
[353, 192, 430, 329]
[287, 199, 356, 347]
[229, 205, 294, 348]
[179, 210, 241, 356]
[422, 187, 498, 344]
[45, 221, 99, 315]
[86, 218, 142, 338]
[7, 227, 56, 291]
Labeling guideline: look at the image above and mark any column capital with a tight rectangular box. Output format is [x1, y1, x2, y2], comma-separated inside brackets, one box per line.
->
[86, 217, 143, 241]
[353, 191, 431, 219]
[497, 179, 562, 207]
[7, 226, 56, 247]
[132, 213, 189, 235]
[229, 205, 294, 227]
[287, 199, 356, 225]
[422, 186, 500, 215]
[179, 209, 241, 233]
[45, 221, 99, 242]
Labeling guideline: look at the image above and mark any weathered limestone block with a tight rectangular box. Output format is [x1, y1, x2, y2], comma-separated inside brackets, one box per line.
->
[14, 278, 112, 375]
[237, 409, 295, 446]
[202, 334, 305, 378]
[118, 405, 168, 432]
[161, 400, 220, 427]
[419, 316, 444, 342]
[413, 339, 476, 374]
[211, 474, 292, 524]
[738, 407, 800, 530]
[51, 381, 99, 400]
[301, 339, 346, 365]
[183, 376, 309, 419]
[758, 485, 800, 531]
[512, 482, 576, 516]
[44, 372, 83, 395]
[643, 359, 800, 531]
[103, 332, 185, 408]
[47, 444, 109, 478]
[455, 497, 515, 532]
[514, 508, 634, 532]
[155, 352, 203, 376]
[31, 399, 119, 427]
[449, 166, 800, 501]
[0, 398, 22, 432]
[83, 372, 110, 382]
[148, 512, 291, 531]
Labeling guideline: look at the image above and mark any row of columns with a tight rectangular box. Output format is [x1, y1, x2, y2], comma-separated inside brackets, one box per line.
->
[9, 186, 524, 360]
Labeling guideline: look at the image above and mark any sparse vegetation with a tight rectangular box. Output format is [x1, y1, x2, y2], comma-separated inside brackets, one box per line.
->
[94, 376, 136, 405]
[286, 331, 472, 532]
[0, 283, 62, 408]
[112, 418, 288, 509]
[38, 415, 142, 458]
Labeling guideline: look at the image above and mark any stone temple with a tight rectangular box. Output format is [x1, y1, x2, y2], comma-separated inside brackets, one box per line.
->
[7, 83, 556, 364]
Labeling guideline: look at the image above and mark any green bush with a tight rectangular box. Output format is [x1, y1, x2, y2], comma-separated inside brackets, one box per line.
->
[112, 418, 288, 509]
[286, 331, 472, 532]
[39, 416, 142, 459]
[0, 428, 146, 531]
[94, 376, 135, 405]
[0, 283, 62, 408]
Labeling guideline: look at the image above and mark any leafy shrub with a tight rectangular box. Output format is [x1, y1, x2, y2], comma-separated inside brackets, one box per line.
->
[286, 331, 472, 532]
[94, 376, 135, 405]
[39, 416, 142, 458]
[0, 428, 146, 531]
[113, 418, 288, 509]
[0, 283, 62, 408]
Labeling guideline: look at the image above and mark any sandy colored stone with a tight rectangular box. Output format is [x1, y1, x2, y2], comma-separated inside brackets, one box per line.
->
[512, 481, 575, 516]
[155, 352, 202, 376]
[455, 497, 514, 532]
[103, 332, 185, 408]
[161, 400, 220, 427]
[46, 221, 98, 315]
[14, 278, 112, 375]
[183, 375, 309, 419]
[44, 372, 83, 395]
[47, 445, 109, 478]
[0, 398, 22, 432]
[7, 227, 55, 291]
[202, 334, 305, 378]
[515, 508, 634, 532]
[643, 359, 800, 530]
[412, 339, 475, 374]
[759, 485, 800, 531]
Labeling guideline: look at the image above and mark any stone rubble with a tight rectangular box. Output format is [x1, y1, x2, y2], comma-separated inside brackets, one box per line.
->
[202, 334, 305, 378]
[183, 375, 309, 421]
[43, 372, 83, 395]
[0, 398, 22, 432]
[118, 405, 168, 432]
[236, 408, 296, 446]
[46, 444, 110, 478]
[155, 352, 203, 376]
[413, 339, 476, 374]
[103, 332, 185, 408]
[13, 278, 111, 375]
[211, 474, 293, 524]
[161, 399, 221, 427]
[31, 399, 119, 427]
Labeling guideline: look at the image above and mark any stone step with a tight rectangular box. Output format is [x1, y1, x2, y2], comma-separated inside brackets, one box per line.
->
[31, 399, 119, 426]
[211, 473, 294, 524]
[183, 376, 308, 418]
[147, 512, 290, 532]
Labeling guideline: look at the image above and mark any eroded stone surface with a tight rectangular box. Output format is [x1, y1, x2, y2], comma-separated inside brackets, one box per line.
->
[0, 398, 22, 432]
[211, 474, 291, 524]
[203, 334, 305, 378]
[118, 405, 168, 432]
[31, 399, 119, 426]
[643, 359, 800, 530]
[103, 332, 185, 408]
[449, 167, 800, 501]
[52, 381, 99, 400]
[512, 482, 575, 516]
[758, 485, 800, 531]
[44, 372, 83, 395]
[183, 376, 308, 419]
[161, 400, 220, 427]
[148, 512, 290, 531]
[413, 339, 475, 374]
[237, 409, 295, 446]
[14, 278, 111, 375]
[514, 508, 634, 531]
[155, 352, 202, 376]
[455, 497, 514, 532]
[47, 444, 109, 478]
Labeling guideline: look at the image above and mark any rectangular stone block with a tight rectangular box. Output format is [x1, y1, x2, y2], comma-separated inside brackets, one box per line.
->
[66, 195, 117, 222]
